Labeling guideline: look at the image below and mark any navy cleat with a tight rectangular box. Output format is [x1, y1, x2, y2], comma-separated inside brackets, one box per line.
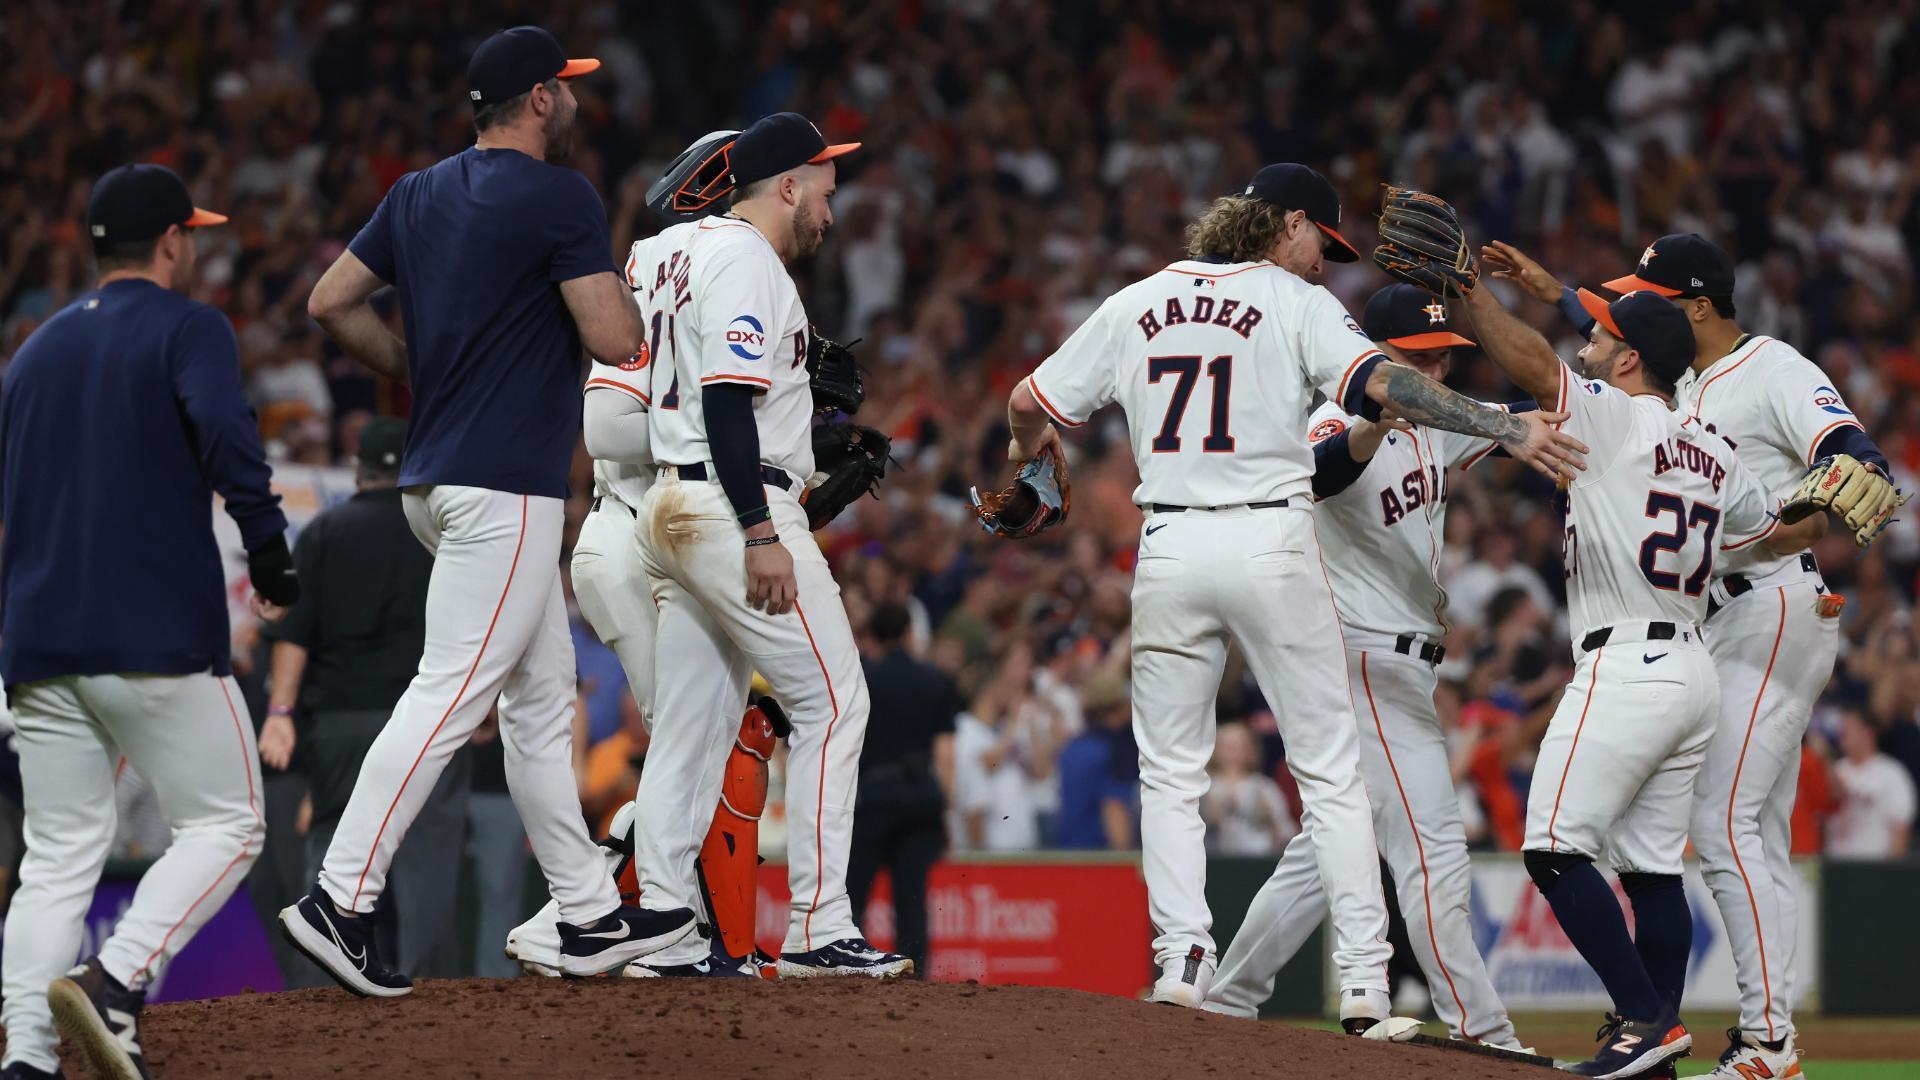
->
[0, 1064, 64, 1079]
[46, 957, 147, 1080]
[278, 884, 412, 998]
[1566, 1013, 1692, 1078]
[776, 937, 914, 979]
[556, 905, 697, 977]
[625, 946, 758, 979]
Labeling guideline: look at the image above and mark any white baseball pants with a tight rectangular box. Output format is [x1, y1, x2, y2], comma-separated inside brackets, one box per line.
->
[1129, 505, 1391, 992]
[632, 477, 867, 960]
[572, 498, 657, 722]
[1691, 579, 1836, 1042]
[2, 673, 263, 1074]
[318, 485, 616, 925]
[1523, 630, 1718, 875]
[1209, 645, 1517, 1046]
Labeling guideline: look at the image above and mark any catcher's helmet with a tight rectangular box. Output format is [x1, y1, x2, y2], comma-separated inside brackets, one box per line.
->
[646, 128, 741, 217]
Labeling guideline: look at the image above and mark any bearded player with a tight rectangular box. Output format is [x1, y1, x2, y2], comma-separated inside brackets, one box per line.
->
[986, 165, 1584, 1030]
[1204, 284, 1528, 1055]
[1483, 234, 1905, 1077]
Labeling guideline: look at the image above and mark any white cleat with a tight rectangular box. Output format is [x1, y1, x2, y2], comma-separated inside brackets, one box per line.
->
[1339, 987, 1421, 1041]
[1147, 945, 1215, 1009]
[1707, 1028, 1803, 1079]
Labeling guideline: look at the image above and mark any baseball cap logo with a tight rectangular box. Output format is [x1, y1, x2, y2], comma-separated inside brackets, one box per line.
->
[1424, 302, 1446, 325]
[1639, 244, 1658, 268]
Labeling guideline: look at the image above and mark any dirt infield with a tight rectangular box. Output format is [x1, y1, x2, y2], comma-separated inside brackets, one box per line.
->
[13, 978, 1561, 1079]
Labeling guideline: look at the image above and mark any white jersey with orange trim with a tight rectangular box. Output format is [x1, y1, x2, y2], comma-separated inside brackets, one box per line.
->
[1305, 401, 1500, 638]
[583, 355, 655, 510]
[1674, 334, 1859, 579]
[1025, 258, 1384, 507]
[1549, 361, 1778, 640]
[631, 215, 814, 481]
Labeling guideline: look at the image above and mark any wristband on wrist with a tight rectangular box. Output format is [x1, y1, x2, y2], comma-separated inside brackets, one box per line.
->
[744, 535, 779, 548]
[268, 704, 294, 718]
[737, 505, 772, 529]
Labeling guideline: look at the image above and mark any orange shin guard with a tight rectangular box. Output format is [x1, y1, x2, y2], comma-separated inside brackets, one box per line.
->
[697, 699, 783, 960]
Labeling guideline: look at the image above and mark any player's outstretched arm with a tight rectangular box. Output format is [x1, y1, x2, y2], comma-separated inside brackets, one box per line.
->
[309, 249, 409, 383]
[1363, 362, 1584, 482]
[1457, 283, 1565, 404]
[1482, 241, 1595, 336]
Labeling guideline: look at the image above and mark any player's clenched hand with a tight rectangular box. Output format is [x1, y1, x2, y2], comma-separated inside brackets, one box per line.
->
[1502, 410, 1587, 483]
[259, 713, 296, 771]
[744, 525, 797, 616]
[1479, 242, 1564, 305]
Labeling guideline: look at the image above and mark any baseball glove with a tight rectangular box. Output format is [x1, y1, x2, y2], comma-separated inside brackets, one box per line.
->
[1373, 186, 1477, 298]
[800, 422, 891, 530]
[969, 445, 1071, 539]
[807, 328, 865, 415]
[1780, 454, 1908, 547]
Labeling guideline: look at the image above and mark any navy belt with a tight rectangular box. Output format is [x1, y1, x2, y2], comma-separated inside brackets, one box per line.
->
[1712, 552, 1819, 612]
[1579, 621, 1676, 654]
[1394, 635, 1446, 666]
[1148, 498, 1290, 513]
[672, 462, 793, 491]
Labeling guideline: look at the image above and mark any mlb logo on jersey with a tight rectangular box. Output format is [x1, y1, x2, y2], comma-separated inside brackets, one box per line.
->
[726, 314, 767, 361]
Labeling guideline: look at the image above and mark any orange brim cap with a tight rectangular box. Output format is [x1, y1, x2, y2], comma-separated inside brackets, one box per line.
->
[1317, 222, 1360, 263]
[185, 207, 228, 227]
[558, 58, 601, 78]
[1388, 331, 1475, 350]
[1577, 288, 1623, 338]
[809, 142, 862, 165]
[1601, 272, 1680, 297]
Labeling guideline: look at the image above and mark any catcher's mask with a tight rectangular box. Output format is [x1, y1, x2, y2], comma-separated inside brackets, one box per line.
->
[647, 128, 740, 216]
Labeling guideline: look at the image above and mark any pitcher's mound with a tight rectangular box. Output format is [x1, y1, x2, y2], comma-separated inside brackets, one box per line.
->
[27, 978, 1558, 1078]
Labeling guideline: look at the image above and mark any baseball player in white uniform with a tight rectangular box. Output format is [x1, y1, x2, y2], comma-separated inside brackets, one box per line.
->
[1001, 164, 1584, 1027]
[621, 112, 909, 978]
[1203, 284, 1525, 1052]
[1486, 233, 1903, 1077]
[1454, 272, 1822, 1078]
[281, 28, 697, 997]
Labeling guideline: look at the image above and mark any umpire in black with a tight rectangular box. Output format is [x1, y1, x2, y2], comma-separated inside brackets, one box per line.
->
[846, 603, 956, 977]
[257, 418, 469, 981]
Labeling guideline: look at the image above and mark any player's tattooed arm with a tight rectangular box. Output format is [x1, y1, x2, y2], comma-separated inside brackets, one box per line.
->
[1458, 282, 1565, 404]
[1364, 361, 1585, 481]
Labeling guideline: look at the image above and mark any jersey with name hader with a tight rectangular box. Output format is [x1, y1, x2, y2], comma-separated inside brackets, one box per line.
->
[1026, 259, 1384, 506]
[627, 216, 814, 481]
[1549, 362, 1779, 639]
[1675, 335, 1863, 579]
[1306, 402, 1501, 638]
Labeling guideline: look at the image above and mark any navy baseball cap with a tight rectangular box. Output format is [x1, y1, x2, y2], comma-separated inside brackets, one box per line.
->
[1603, 233, 1734, 299]
[357, 417, 407, 471]
[1242, 163, 1358, 262]
[1577, 289, 1695, 383]
[729, 112, 860, 187]
[1363, 284, 1475, 350]
[467, 26, 599, 108]
[85, 164, 226, 255]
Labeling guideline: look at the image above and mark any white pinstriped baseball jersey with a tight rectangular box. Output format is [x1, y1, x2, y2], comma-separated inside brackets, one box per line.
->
[626, 216, 813, 480]
[1674, 335, 1863, 579]
[1305, 402, 1500, 638]
[1025, 259, 1384, 507]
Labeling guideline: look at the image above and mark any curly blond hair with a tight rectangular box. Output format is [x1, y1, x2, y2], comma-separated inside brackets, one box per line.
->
[1184, 195, 1290, 263]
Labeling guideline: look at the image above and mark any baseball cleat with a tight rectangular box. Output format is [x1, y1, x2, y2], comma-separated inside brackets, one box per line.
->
[1565, 1013, 1691, 1078]
[625, 947, 758, 979]
[1147, 945, 1214, 1009]
[279, 884, 412, 998]
[504, 900, 566, 977]
[556, 905, 697, 977]
[46, 957, 148, 1080]
[775, 937, 914, 978]
[1707, 1028, 1802, 1078]
[1338, 987, 1421, 1041]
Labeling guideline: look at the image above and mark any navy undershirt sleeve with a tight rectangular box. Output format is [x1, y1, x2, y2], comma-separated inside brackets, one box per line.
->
[1341, 354, 1386, 421]
[702, 383, 772, 528]
[1312, 430, 1371, 498]
[1814, 424, 1890, 473]
[1557, 286, 1596, 338]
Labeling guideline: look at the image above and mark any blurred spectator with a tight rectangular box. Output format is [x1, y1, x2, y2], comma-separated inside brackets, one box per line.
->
[1201, 722, 1297, 856]
[1054, 677, 1138, 851]
[950, 645, 1042, 852]
[848, 603, 957, 978]
[1827, 710, 1916, 858]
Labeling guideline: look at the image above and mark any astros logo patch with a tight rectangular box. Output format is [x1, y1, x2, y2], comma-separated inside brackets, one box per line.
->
[619, 340, 650, 371]
[726, 314, 767, 361]
[1309, 418, 1347, 442]
[1423, 301, 1446, 325]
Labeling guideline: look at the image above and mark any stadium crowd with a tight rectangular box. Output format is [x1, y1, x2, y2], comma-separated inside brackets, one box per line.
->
[0, 0, 1915, 909]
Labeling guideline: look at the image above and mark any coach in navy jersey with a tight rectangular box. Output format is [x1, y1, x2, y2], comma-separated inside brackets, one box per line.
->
[0, 164, 295, 1079]
[279, 25, 692, 997]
